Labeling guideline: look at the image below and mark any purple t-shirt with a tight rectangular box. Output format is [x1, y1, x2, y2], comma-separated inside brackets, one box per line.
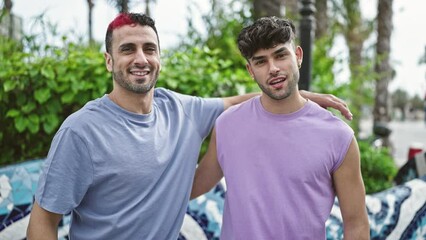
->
[216, 97, 353, 240]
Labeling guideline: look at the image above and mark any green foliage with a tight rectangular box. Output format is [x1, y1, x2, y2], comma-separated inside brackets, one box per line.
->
[409, 94, 424, 111]
[346, 60, 375, 134]
[358, 140, 398, 194]
[311, 36, 349, 98]
[158, 47, 258, 98]
[175, 0, 251, 69]
[0, 35, 110, 165]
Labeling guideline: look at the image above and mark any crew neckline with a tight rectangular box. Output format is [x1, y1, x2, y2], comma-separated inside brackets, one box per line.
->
[254, 96, 313, 120]
[101, 95, 155, 123]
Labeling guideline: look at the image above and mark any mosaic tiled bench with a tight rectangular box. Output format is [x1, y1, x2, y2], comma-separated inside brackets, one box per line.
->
[1, 159, 425, 240]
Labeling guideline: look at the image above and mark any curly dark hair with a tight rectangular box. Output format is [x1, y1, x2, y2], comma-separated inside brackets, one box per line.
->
[105, 13, 160, 54]
[237, 16, 296, 60]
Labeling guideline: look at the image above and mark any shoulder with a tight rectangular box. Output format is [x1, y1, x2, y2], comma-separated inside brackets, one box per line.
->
[154, 87, 197, 105]
[307, 101, 353, 134]
[61, 97, 106, 130]
[154, 87, 224, 112]
[217, 97, 255, 123]
[154, 87, 197, 101]
[154, 87, 175, 98]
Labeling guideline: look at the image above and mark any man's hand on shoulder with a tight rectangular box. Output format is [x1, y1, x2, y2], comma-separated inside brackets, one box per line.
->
[300, 90, 353, 121]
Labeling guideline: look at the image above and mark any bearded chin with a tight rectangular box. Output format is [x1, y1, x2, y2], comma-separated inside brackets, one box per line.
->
[113, 70, 158, 94]
[257, 71, 299, 101]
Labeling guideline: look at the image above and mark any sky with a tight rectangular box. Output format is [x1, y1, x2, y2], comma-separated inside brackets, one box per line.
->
[10, 0, 426, 98]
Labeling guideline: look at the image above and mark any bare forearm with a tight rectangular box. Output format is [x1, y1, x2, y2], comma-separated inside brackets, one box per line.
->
[27, 202, 61, 240]
[299, 90, 353, 120]
[190, 130, 223, 199]
[190, 157, 223, 200]
[190, 169, 219, 199]
[335, 138, 369, 239]
[343, 219, 370, 240]
[27, 229, 58, 240]
[27, 224, 58, 240]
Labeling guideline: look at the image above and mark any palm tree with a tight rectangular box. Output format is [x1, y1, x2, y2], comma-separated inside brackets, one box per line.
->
[373, 0, 394, 126]
[315, 0, 328, 39]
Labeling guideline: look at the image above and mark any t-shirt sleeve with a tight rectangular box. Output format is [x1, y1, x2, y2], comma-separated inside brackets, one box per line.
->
[173, 92, 224, 139]
[35, 127, 94, 214]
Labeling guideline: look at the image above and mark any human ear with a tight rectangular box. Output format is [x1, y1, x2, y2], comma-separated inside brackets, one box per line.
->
[104, 52, 113, 72]
[246, 63, 255, 79]
[296, 46, 303, 68]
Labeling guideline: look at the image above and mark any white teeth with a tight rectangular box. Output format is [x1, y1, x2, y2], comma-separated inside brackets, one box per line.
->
[131, 71, 148, 76]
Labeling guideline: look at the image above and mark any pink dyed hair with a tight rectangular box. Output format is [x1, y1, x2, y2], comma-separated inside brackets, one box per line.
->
[105, 13, 160, 53]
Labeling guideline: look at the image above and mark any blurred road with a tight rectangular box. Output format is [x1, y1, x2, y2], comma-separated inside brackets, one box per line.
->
[360, 119, 426, 167]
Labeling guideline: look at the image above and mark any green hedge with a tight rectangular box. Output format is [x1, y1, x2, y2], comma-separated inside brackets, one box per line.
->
[0, 36, 110, 165]
[358, 140, 398, 194]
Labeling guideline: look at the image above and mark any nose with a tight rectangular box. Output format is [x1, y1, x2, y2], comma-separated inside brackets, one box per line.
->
[134, 49, 148, 66]
[269, 62, 280, 75]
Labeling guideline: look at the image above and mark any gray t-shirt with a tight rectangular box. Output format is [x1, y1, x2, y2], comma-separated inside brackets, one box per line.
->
[35, 88, 224, 239]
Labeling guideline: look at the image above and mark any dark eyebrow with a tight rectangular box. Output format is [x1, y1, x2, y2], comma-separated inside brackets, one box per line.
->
[273, 47, 288, 55]
[251, 55, 265, 61]
[118, 42, 158, 52]
[144, 42, 158, 49]
[118, 43, 135, 50]
[251, 46, 289, 61]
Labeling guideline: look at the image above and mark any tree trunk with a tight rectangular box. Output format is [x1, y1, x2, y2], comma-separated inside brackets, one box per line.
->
[373, 0, 393, 124]
[284, 0, 299, 20]
[87, 0, 94, 44]
[347, 34, 365, 134]
[4, 0, 14, 38]
[118, 0, 129, 13]
[252, 0, 284, 19]
[315, 0, 328, 39]
[145, 0, 151, 16]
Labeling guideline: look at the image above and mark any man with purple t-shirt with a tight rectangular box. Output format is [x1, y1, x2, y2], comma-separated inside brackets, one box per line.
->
[191, 17, 370, 239]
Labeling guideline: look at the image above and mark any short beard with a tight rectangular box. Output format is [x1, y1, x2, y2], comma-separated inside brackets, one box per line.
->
[113, 70, 158, 94]
[258, 83, 292, 100]
[257, 71, 299, 101]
